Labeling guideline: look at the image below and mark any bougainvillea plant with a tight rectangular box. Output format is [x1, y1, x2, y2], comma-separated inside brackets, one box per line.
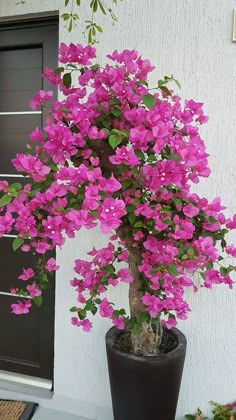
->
[0, 43, 236, 355]
[185, 400, 236, 420]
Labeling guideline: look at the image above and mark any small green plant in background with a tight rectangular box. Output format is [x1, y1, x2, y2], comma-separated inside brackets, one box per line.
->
[185, 401, 236, 420]
[16, 0, 123, 43]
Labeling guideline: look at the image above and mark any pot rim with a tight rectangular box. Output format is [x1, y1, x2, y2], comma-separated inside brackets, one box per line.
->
[105, 326, 187, 363]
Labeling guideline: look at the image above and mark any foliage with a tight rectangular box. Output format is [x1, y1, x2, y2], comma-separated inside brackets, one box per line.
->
[16, 0, 122, 44]
[185, 400, 236, 420]
[0, 44, 236, 351]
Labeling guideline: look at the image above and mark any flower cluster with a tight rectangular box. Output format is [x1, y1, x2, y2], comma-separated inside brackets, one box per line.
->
[0, 43, 235, 335]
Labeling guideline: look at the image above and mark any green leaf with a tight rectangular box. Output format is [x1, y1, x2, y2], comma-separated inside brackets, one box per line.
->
[98, 0, 107, 14]
[88, 27, 93, 44]
[138, 312, 149, 323]
[142, 93, 155, 109]
[92, 0, 98, 12]
[135, 150, 145, 160]
[13, 237, 24, 252]
[133, 221, 143, 228]
[168, 264, 178, 276]
[86, 302, 96, 312]
[68, 18, 73, 32]
[111, 108, 121, 117]
[103, 264, 114, 273]
[166, 153, 181, 162]
[95, 25, 103, 33]
[0, 194, 12, 207]
[41, 273, 48, 285]
[109, 98, 120, 106]
[63, 72, 72, 88]
[34, 295, 42, 307]
[76, 0, 81, 5]
[78, 309, 87, 319]
[128, 212, 136, 226]
[9, 183, 22, 191]
[122, 179, 132, 189]
[54, 66, 65, 74]
[184, 416, 197, 420]
[173, 198, 182, 207]
[61, 13, 71, 21]
[108, 134, 122, 149]
[65, 0, 70, 6]
[220, 266, 229, 276]
[160, 85, 172, 96]
[131, 324, 141, 335]
[173, 78, 181, 89]
[70, 306, 77, 312]
[136, 79, 148, 87]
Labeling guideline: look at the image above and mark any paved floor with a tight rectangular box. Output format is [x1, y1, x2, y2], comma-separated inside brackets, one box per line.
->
[33, 407, 90, 420]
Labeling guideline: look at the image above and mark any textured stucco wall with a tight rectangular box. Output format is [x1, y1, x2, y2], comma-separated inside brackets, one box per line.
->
[0, 1, 236, 419]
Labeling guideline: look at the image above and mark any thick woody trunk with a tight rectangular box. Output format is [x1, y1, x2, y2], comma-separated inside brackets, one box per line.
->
[128, 247, 163, 356]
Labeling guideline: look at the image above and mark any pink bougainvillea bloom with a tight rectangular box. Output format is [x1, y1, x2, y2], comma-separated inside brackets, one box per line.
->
[163, 317, 177, 329]
[142, 293, 163, 317]
[99, 198, 126, 233]
[12, 154, 50, 182]
[11, 300, 32, 315]
[29, 90, 53, 110]
[31, 241, 52, 254]
[183, 204, 199, 218]
[109, 146, 140, 167]
[99, 298, 113, 318]
[117, 268, 134, 283]
[226, 214, 236, 229]
[18, 268, 35, 281]
[225, 245, 236, 257]
[45, 258, 60, 272]
[71, 316, 79, 326]
[26, 284, 42, 298]
[21, 244, 31, 252]
[112, 315, 125, 330]
[79, 319, 92, 332]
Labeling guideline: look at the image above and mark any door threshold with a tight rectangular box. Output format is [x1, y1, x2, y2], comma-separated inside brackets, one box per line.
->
[0, 370, 53, 398]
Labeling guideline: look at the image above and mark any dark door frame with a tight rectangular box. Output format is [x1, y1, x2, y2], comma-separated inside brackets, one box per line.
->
[0, 15, 58, 382]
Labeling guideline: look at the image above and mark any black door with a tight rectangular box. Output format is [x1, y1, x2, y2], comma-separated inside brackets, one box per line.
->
[0, 17, 58, 381]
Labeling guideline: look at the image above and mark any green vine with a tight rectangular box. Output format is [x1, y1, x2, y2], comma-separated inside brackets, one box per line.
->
[16, 0, 123, 44]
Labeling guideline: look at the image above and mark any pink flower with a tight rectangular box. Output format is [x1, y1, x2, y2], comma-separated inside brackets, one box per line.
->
[226, 245, 236, 257]
[31, 241, 52, 254]
[142, 293, 163, 317]
[226, 214, 236, 229]
[18, 268, 35, 281]
[99, 198, 126, 233]
[112, 315, 125, 330]
[21, 244, 31, 252]
[26, 284, 42, 298]
[117, 268, 134, 283]
[109, 146, 140, 167]
[29, 90, 53, 110]
[12, 154, 50, 182]
[99, 298, 113, 318]
[45, 257, 60, 272]
[98, 175, 122, 194]
[163, 317, 177, 329]
[11, 300, 32, 315]
[182, 204, 199, 218]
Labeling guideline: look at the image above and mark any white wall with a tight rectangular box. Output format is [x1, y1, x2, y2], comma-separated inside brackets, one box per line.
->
[0, 1, 236, 419]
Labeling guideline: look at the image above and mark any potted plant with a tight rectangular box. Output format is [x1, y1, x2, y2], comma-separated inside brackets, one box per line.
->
[0, 43, 236, 420]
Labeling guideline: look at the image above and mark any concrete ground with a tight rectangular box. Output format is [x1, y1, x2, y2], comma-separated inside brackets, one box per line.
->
[33, 407, 90, 420]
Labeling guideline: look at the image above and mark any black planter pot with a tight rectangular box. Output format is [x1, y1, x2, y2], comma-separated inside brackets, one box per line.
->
[106, 326, 186, 420]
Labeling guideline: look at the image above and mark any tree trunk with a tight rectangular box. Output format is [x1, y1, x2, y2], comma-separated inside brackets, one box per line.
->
[128, 247, 163, 356]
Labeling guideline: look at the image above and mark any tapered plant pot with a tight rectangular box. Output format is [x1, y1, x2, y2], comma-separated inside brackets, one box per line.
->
[106, 326, 186, 420]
